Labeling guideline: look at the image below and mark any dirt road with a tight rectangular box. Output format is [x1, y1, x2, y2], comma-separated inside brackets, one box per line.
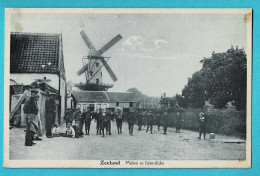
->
[9, 121, 246, 160]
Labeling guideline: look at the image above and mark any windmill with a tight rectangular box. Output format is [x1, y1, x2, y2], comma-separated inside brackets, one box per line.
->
[75, 30, 122, 91]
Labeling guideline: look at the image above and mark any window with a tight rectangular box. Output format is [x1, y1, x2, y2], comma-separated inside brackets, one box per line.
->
[90, 71, 93, 76]
[96, 79, 99, 84]
[83, 104, 88, 111]
[96, 63, 99, 67]
[130, 102, 133, 107]
[116, 102, 119, 106]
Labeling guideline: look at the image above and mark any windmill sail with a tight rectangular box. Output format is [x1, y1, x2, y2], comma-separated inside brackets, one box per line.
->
[100, 57, 118, 82]
[77, 63, 88, 76]
[98, 34, 122, 54]
[80, 30, 96, 50]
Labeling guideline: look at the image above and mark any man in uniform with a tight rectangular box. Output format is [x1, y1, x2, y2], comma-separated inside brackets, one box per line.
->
[23, 89, 39, 146]
[106, 109, 113, 135]
[127, 107, 135, 136]
[94, 109, 102, 135]
[115, 107, 123, 134]
[162, 110, 169, 135]
[156, 112, 161, 131]
[146, 111, 154, 134]
[198, 112, 207, 140]
[81, 107, 92, 135]
[175, 111, 182, 133]
[99, 109, 107, 137]
[45, 93, 56, 138]
[137, 110, 143, 131]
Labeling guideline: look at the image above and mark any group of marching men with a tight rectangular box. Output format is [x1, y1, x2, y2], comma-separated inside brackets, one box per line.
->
[22, 89, 208, 146]
[62, 106, 183, 138]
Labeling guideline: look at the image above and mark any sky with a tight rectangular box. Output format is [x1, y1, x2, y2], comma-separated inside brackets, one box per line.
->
[11, 11, 248, 97]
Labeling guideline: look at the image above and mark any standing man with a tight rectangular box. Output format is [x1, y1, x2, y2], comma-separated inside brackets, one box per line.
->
[137, 110, 143, 131]
[128, 107, 135, 136]
[94, 109, 102, 135]
[115, 107, 123, 134]
[82, 107, 92, 135]
[175, 111, 182, 133]
[23, 89, 39, 146]
[162, 110, 169, 135]
[45, 93, 56, 138]
[106, 110, 113, 135]
[198, 112, 207, 140]
[100, 109, 107, 137]
[146, 111, 154, 134]
[156, 112, 161, 131]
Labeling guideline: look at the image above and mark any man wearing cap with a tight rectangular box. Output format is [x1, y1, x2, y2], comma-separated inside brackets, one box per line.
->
[106, 109, 113, 135]
[156, 112, 161, 131]
[198, 112, 207, 140]
[81, 107, 92, 135]
[127, 107, 135, 136]
[94, 109, 102, 135]
[146, 111, 154, 134]
[45, 93, 56, 138]
[115, 107, 123, 134]
[137, 111, 143, 131]
[23, 89, 39, 146]
[162, 110, 169, 135]
[175, 111, 182, 133]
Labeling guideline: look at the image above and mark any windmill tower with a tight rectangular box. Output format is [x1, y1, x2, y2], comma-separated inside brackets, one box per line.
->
[75, 30, 122, 91]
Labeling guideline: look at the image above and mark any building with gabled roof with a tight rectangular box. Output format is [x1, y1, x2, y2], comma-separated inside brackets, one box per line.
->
[71, 91, 136, 112]
[10, 32, 67, 118]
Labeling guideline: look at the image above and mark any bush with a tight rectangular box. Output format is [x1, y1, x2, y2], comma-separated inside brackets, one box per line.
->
[170, 108, 246, 137]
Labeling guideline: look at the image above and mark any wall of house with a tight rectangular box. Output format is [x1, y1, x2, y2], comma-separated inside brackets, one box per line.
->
[60, 78, 66, 118]
[75, 102, 135, 112]
[76, 102, 110, 112]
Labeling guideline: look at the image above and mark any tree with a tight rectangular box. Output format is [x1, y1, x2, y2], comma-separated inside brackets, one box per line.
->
[182, 46, 247, 110]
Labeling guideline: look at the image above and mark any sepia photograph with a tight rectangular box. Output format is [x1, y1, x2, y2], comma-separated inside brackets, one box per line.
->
[4, 8, 252, 168]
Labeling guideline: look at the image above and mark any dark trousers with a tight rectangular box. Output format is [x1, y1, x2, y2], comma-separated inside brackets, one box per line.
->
[163, 125, 167, 134]
[45, 119, 53, 137]
[25, 121, 35, 146]
[146, 124, 153, 133]
[106, 120, 111, 134]
[176, 122, 181, 133]
[96, 121, 100, 134]
[199, 125, 206, 139]
[116, 119, 122, 134]
[128, 122, 134, 135]
[100, 121, 105, 136]
[158, 124, 160, 131]
[25, 131, 35, 146]
[138, 121, 142, 131]
[85, 121, 91, 134]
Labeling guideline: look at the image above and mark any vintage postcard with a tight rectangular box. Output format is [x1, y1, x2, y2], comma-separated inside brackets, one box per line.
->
[4, 8, 252, 168]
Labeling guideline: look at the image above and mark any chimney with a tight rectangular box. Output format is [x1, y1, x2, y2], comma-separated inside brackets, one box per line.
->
[163, 93, 166, 97]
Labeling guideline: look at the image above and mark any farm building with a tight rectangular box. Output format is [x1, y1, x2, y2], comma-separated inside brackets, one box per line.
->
[9, 32, 67, 128]
[71, 91, 136, 112]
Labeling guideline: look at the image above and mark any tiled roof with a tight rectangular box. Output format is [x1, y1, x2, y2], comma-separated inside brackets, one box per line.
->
[72, 91, 109, 103]
[10, 32, 66, 79]
[71, 91, 137, 103]
[106, 92, 136, 103]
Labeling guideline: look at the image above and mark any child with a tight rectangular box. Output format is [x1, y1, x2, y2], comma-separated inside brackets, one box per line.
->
[52, 123, 60, 137]
[72, 122, 82, 138]
[65, 123, 75, 138]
